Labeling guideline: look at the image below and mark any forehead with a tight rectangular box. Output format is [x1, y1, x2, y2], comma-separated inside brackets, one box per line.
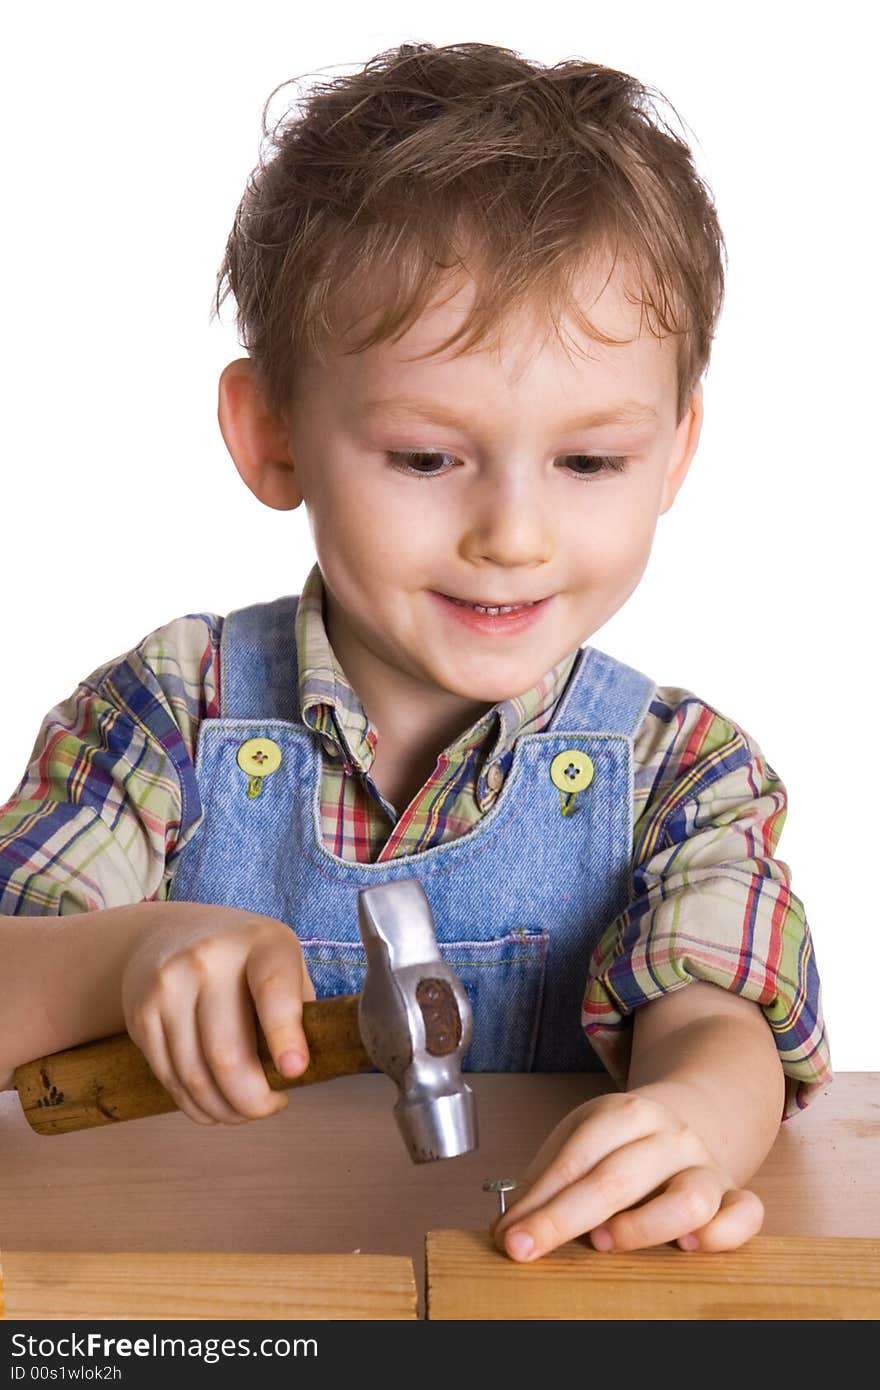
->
[307, 253, 677, 407]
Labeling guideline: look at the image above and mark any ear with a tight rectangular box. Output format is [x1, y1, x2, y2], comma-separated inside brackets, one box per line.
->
[217, 358, 304, 511]
[659, 382, 704, 515]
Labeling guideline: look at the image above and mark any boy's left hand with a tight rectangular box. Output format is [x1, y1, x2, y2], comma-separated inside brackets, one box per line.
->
[491, 1090, 764, 1260]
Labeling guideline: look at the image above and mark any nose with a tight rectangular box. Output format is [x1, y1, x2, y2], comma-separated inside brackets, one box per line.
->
[458, 467, 553, 569]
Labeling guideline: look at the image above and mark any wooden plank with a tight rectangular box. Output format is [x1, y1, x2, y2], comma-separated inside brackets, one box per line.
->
[0, 1250, 417, 1320]
[426, 1230, 880, 1319]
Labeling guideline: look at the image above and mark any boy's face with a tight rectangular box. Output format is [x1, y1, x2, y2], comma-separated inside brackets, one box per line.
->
[221, 255, 702, 723]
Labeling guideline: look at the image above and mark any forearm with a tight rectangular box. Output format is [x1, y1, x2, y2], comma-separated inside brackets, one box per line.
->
[0, 900, 188, 1089]
[625, 982, 786, 1186]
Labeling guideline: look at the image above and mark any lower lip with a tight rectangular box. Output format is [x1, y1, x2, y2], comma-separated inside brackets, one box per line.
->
[430, 592, 552, 634]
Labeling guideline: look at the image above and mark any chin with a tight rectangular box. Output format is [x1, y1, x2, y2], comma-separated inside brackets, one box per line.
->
[443, 673, 541, 704]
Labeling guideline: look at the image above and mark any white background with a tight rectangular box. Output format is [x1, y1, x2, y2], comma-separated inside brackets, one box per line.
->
[1, 2, 875, 1068]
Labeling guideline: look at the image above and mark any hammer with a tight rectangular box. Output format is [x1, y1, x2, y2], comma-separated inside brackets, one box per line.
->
[13, 879, 478, 1164]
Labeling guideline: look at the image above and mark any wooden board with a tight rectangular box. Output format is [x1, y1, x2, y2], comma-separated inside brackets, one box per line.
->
[426, 1230, 880, 1319]
[0, 1250, 417, 1320]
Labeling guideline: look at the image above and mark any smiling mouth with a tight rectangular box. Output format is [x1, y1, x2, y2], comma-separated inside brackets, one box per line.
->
[443, 596, 543, 616]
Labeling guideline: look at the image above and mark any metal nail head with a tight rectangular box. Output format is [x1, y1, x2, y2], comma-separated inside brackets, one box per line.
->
[483, 1177, 518, 1216]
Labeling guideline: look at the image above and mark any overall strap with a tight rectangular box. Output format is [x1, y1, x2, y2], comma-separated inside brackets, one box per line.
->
[549, 644, 656, 738]
[221, 595, 302, 722]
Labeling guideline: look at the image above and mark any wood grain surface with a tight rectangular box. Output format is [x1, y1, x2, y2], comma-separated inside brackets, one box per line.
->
[0, 1250, 417, 1320]
[1, 1072, 877, 1320]
[426, 1230, 880, 1319]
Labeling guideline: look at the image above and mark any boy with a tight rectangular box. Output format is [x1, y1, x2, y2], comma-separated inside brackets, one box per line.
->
[0, 41, 830, 1264]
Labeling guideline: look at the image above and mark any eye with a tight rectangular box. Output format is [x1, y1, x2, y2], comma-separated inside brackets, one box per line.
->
[559, 455, 629, 479]
[387, 451, 457, 477]
[386, 451, 629, 479]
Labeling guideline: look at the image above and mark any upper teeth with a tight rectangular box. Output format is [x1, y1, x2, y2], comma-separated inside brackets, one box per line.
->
[452, 599, 537, 615]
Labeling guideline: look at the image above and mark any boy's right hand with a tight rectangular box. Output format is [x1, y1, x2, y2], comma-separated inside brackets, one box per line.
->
[120, 903, 316, 1126]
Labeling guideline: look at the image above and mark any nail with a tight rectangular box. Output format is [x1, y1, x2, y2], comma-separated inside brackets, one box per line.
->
[483, 1176, 518, 1217]
[277, 1049, 306, 1076]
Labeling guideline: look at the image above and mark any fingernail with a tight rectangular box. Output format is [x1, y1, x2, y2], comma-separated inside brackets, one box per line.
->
[277, 1049, 306, 1075]
[679, 1234, 700, 1251]
[591, 1227, 613, 1252]
[506, 1230, 535, 1260]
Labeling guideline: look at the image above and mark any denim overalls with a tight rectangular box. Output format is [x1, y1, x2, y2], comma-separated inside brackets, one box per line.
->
[168, 596, 656, 1073]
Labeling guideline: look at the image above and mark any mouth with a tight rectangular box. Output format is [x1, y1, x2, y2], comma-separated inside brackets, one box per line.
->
[442, 596, 543, 616]
[430, 591, 552, 632]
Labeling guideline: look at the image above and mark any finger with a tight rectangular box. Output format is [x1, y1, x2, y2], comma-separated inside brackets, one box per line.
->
[161, 1001, 249, 1125]
[497, 1128, 706, 1262]
[497, 1096, 674, 1235]
[133, 1010, 218, 1126]
[593, 1165, 725, 1252]
[677, 1186, 765, 1253]
[197, 976, 286, 1120]
[246, 937, 311, 1077]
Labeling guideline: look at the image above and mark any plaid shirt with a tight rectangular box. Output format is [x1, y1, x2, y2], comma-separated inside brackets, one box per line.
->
[0, 564, 831, 1117]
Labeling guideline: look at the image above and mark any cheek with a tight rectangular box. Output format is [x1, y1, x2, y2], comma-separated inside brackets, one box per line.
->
[312, 489, 426, 594]
[564, 500, 657, 581]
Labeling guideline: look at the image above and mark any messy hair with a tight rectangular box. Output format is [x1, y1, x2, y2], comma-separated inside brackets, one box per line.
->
[215, 41, 726, 425]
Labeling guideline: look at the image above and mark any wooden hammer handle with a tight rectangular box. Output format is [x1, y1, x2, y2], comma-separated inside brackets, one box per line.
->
[14, 994, 373, 1135]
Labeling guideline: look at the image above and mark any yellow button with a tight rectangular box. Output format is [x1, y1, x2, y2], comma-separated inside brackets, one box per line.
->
[236, 738, 283, 778]
[486, 762, 504, 792]
[549, 750, 594, 794]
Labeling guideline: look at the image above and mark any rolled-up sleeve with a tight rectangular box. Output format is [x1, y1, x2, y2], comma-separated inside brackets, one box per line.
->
[582, 692, 832, 1120]
[0, 614, 220, 915]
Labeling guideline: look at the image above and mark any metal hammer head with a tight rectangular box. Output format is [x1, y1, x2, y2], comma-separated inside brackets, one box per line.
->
[357, 879, 478, 1164]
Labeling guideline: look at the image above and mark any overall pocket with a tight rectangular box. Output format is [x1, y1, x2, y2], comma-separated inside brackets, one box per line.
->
[298, 927, 548, 1073]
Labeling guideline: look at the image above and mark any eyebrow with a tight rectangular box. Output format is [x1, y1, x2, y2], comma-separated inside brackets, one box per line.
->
[361, 396, 660, 430]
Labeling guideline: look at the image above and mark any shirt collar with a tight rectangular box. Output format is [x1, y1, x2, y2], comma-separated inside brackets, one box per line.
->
[467, 646, 579, 809]
[295, 563, 377, 771]
[295, 563, 580, 795]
